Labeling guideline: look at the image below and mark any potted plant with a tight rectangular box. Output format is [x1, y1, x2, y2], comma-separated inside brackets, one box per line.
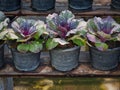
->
[111, 0, 120, 10]
[68, 0, 93, 11]
[0, 0, 21, 12]
[87, 16, 120, 70]
[7, 17, 47, 71]
[46, 10, 86, 71]
[31, 0, 55, 11]
[0, 15, 9, 68]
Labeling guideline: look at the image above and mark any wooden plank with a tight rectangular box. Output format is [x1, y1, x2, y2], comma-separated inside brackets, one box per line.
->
[4, 10, 21, 16]
[0, 56, 120, 77]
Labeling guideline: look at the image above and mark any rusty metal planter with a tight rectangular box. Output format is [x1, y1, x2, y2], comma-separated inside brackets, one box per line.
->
[0, 44, 4, 68]
[0, 0, 21, 12]
[31, 0, 55, 11]
[89, 47, 120, 71]
[68, 0, 93, 11]
[11, 50, 41, 71]
[111, 0, 120, 10]
[50, 46, 80, 72]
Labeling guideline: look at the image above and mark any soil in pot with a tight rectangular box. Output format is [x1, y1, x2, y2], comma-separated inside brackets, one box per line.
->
[50, 46, 80, 72]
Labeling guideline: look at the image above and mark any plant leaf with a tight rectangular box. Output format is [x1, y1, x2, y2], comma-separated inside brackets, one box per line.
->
[29, 41, 43, 53]
[17, 36, 31, 42]
[47, 20, 57, 30]
[46, 13, 58, 30]
[46, 38, 58, 50]
[6, 32, 19, 40]
[66, 29, 78, 36]
[69, 19, 80, 29]
[87, 19, 98, 32]
[69, 35, 85, 46]
[59, 10, 75, 23]
[102, 16, 115, 34]
[11, 21, 20, 33]
[0, 30, 8, 39]
[34, 24, 46, 39]
[87, 33, 96, 43]
[97, 31, 111, 39]
[95, 42, 108, 51]
[53, 38, 69, 45]
[6, 29, 19, 40]
[72, 38, 85, 46]
[17, 43, 29, 53]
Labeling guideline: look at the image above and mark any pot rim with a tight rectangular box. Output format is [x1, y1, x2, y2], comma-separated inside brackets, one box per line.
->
[11, 48, 41, 55]
[51, 46, 80, 52]
[90, 46, 120, 52]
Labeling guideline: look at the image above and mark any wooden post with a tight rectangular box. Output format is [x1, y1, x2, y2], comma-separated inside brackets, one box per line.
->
[0, 78, 4, 90]
[6, 78, 13, 90]
[0, 77, 13, 90]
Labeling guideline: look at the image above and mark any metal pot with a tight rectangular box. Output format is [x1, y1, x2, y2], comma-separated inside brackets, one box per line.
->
[111, 0, 120, 10]
[0, 0, 21, 12]
[68, 0, 93, 11]
[50, 46, 80, 72]
[89, 47, 120, 70]
[31, 0, 55, 11]
[11, 50, 40, 71]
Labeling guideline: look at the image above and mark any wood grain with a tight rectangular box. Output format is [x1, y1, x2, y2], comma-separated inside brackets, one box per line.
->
[0, 56, 119, 77]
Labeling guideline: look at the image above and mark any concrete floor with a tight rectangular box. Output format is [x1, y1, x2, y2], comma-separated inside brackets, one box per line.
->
[14, 78, 120, 90]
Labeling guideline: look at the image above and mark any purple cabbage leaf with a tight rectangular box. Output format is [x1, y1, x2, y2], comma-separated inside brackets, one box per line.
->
[46, 10, 87, 50]
[87, 16, 120, 51]
[11, 18, 46, 42]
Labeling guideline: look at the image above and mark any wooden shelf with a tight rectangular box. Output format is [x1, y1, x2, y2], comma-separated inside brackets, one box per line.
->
[4, 10, 21, 16]
[4, 1, 120, 17]
[1, 0, 120, 78]
[0, 56, 120, 77]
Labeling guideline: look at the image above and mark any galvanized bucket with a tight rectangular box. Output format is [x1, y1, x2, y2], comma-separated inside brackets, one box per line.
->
[0, 0, 21, 12]
[89, 47, 120, 71]
[50, 46, 80, 72]
[111, 0, 120, 9]
[31, 0, 55, 11]
[68, 0, 93, 10]
[0, 44, 4, 68]
[11, 50, 40, 71]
